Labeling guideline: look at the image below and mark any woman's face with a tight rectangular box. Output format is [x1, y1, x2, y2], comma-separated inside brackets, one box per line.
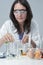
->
[14, 3, 27, 24]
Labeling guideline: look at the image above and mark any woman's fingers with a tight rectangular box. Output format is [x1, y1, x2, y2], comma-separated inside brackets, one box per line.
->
[6, 33, 14, 42]
[22, 35, 29, 43]
[4, 34, 10, 42]
[3, 33, 14, 43]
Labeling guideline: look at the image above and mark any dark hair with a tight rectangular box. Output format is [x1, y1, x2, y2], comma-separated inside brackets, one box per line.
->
[9, 0, 33, 34]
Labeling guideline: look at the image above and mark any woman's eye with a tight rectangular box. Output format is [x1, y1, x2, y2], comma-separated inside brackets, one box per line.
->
[21, 11, 24, 13]
[15, 11, 18, 13]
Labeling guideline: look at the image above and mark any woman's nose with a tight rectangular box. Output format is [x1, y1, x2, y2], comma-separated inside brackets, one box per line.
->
[18, 13, 22, 17]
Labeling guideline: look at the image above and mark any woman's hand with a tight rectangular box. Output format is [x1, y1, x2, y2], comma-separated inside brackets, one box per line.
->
[22, 35, 29, 44]
[2, 33, 14, 43]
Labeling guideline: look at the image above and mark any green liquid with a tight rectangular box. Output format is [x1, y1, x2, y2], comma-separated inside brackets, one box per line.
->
[5, 42, 8, 44]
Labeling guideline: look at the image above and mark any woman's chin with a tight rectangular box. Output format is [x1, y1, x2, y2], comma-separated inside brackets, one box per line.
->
[17, 19, 25, 23]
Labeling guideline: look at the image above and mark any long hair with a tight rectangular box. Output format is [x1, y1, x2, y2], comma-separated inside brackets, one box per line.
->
[9, 0, 33, 34]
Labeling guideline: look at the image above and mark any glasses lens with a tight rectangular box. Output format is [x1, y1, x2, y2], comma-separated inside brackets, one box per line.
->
[14, 9, 27, 15]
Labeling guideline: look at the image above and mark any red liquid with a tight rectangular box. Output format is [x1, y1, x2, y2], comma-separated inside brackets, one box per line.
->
[41, 52, 43, 58]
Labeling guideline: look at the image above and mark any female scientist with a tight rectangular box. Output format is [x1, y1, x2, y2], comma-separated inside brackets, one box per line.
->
[0, 0, 41, 54]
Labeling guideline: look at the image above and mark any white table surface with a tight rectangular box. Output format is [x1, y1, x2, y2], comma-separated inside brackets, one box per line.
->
[0, 56, 43, 65]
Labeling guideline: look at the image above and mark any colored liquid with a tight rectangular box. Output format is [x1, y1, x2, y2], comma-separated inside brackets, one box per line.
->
[41, 53, 43, 58]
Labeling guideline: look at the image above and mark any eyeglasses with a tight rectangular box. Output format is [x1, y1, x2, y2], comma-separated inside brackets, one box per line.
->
[13, 9, 27, 15]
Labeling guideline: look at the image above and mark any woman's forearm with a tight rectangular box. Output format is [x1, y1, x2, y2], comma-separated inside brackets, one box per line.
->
[31, 40, 36, 48]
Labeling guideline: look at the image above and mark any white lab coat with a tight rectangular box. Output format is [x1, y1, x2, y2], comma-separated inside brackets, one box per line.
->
[0, 19, 41, 53]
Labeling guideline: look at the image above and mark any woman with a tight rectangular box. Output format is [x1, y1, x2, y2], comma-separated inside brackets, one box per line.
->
[0, 0, 41, 54]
